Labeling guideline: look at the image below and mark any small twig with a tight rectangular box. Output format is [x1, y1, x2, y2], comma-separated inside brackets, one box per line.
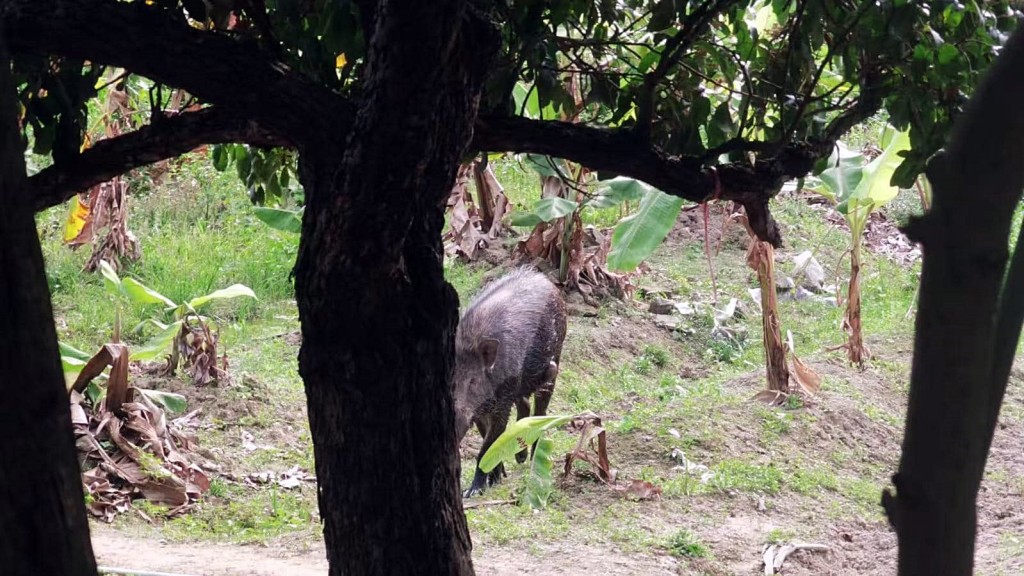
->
[462, 498, 515, 510]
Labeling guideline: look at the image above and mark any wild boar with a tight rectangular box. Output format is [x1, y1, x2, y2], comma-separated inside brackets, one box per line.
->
[453, 268, 567, 496]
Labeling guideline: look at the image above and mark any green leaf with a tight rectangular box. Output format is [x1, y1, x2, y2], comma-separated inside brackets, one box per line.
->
[211, 145, 228, 172]
[59, 341, 92, 362]
[138, 388, 188, 415]
[133, 318, 169, 334]
[842, 125, 911, 231]
[479, 415, 574, 473]
[61, 354, 87, 379]
[85, 380, 105, 406]
[509, 211, 543, 228]
[588, 177, 650, 209]
[186, 284, 257, 311]
[521, 437, 555, 510]
[130, 320, 183, 362]
[606, 188, 684, 272]
[122, 277, 176, 308]
[253, 206, 303, 234]
[533, 197, 578, 222]
[524, 154, 570, 178]
[813, 142, 864, 204]
[98, 260, 121, 296]
[707, 101, 736, 148]
[937, 43, 958, 65]
[236, 150, 253, 181]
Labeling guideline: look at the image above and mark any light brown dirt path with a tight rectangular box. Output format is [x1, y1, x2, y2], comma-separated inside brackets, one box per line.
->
[91, 526, 680, 576]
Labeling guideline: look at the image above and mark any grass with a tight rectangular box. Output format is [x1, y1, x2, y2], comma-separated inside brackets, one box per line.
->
[42, 152, 963, 570]
[165, 487, 317, 543]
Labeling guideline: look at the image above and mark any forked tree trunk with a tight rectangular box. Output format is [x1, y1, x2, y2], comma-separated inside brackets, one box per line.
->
[883, 26, 1024, 575]
[0, 41, 97, 575]
[292, 3, 496, 575]
[844, 241, 867, 366]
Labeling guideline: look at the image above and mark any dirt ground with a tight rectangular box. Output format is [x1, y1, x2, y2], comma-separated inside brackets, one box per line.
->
[91, 526, 681, 575]
[91, 359, 1024, 576]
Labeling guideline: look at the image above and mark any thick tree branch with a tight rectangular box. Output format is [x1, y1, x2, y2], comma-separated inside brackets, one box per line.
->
[473, 114, 823, 245]
[2, 0, 352, 149]
[29, 107, 288, 212]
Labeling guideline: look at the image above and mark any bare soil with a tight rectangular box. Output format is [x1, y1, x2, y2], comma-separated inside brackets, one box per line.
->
[92, 525, 685, 576]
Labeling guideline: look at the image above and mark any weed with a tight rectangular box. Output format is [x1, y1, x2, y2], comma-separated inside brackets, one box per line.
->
[667, 529, 710, 558]
[708, 460, 783, 494]
[135, 500, 170, 520]
[765, 528, 797, 545]
[136, 451, 173, 481]
[759, 408, 793, 438]
[704, 338, 743, 364]
[166, 488, 315, 543]
[208, 479, 228, 498]
[632, 356, 654, 375]
[643, 345, 670, 368]
[787, 465, 839, 494]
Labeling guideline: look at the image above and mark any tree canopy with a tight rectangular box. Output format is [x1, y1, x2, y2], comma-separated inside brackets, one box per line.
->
[8, 0, 1017, 240]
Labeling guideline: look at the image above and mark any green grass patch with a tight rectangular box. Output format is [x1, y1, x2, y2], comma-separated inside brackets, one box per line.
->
[165, 487, 316, 543]
[666, 528, 710, 559]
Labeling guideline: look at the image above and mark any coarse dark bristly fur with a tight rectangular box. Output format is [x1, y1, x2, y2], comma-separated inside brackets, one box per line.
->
[453, 267, 567, 497]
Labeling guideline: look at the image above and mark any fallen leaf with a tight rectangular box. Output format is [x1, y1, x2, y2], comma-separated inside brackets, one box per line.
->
[790, 353, 822, 395]
[752, 389, 786, 406]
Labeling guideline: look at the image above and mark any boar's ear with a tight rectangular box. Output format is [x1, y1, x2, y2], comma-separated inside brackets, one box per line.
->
[478, 339, 499, 370]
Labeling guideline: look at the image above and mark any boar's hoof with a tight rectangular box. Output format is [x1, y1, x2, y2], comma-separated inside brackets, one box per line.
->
[464, 464, 505, 497]
[463, 484, 485, 498]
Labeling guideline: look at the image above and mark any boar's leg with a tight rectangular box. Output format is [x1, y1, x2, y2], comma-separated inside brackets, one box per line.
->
[524, 360, 560, 460]
[514, 397, 531, 464]
[464, 406, 511, 497]
[534, 360, 559, 416]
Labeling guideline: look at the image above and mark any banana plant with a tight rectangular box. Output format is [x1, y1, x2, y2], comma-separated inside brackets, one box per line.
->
[806, 125, 911, 366]
[479, 414, 573, 510]
[98, 260, 256, 379]
[511, 165, 683, 276]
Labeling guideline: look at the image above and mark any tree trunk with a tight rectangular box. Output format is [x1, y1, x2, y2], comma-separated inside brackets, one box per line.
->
[844, 240, 867, 366]
[471, 161, 496, 231]
[738, 210, 789, 393]
[883, 26, 1024, 575]
[752, 239, 789, 393]
[0, 41, 97, 575]
[292, 3, 497, 575]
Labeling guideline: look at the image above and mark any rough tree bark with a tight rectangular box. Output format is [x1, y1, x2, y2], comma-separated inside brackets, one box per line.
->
[0, 38, 97, 575]
[292, 2, 497, 574]
[882, 25, 1024, 575]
